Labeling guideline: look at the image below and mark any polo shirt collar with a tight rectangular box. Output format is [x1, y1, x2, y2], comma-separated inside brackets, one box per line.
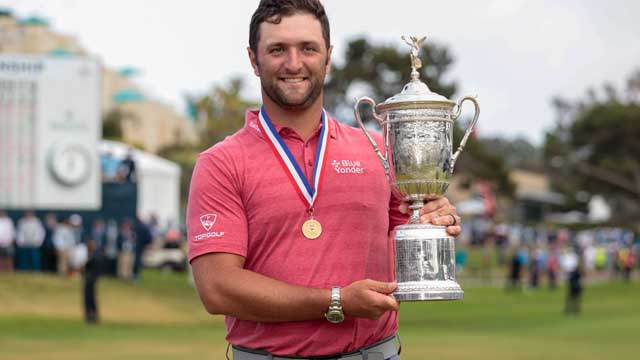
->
[244, 109, 338, 140]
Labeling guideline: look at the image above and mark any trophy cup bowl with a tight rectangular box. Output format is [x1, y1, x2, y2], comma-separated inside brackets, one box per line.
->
[354, 36, 480, 301]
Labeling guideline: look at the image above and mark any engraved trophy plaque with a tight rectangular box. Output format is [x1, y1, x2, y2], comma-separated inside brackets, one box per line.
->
[355, 36, 479, 301]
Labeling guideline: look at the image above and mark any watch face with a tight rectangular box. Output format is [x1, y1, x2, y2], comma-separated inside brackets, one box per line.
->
[48, 143, 92, 187]
[326, 309, 345, 324]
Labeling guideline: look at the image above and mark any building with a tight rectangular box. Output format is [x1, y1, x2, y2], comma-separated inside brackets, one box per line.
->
[0, 9, 198, 153]
[510, 169, 565, 222]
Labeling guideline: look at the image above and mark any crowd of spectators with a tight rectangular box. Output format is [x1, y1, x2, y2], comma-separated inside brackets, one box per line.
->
[457, 219, 638, 282]
[456, 219, 638, 314]
[0, 210, 186, 324]
[0, 210, 180, 281]
[2, 208, 635, 319]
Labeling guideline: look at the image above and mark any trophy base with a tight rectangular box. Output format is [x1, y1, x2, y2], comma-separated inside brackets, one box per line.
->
[393, 224, 463, 302]
[394, 280, 464, 301]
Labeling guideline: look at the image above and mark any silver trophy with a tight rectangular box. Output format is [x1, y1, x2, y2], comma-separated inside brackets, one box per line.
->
[355, 36, 479, 301]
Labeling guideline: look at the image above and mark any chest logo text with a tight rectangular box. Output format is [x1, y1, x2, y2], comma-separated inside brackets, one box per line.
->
[331, 159, 365, 174]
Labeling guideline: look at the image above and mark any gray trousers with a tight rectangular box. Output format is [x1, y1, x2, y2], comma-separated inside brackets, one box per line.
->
[229, 334, 401, 360]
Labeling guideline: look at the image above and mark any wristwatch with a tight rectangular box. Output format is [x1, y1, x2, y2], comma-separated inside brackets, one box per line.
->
[325, 286, 345, 324]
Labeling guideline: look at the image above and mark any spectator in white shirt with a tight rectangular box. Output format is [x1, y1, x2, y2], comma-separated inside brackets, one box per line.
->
[0, 211, 16, 271]
[16, 211, 45, 271]
[53, 218, 76, 275]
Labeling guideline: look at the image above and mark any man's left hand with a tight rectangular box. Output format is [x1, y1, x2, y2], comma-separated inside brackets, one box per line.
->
[399, 196, 461, 236]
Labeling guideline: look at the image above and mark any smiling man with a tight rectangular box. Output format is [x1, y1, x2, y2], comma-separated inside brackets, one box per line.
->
[186, 1, 461, 359]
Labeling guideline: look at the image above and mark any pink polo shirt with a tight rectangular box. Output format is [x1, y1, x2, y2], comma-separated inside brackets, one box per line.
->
[187, 109, 408, 357]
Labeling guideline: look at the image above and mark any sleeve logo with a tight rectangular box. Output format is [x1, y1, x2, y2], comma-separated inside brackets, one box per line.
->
[194, 213, 225, 241]
[200, 214, 217, 231]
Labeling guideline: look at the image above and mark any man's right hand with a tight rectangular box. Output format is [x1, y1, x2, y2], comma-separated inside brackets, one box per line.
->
[341, 279, 399, 320]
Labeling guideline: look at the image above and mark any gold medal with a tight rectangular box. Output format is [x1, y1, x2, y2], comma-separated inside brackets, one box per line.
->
[302, 218, 322, 239]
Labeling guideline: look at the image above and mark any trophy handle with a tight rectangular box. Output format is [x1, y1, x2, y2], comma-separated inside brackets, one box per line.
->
[354, 97, 389, 175]
[450, 95, 480, 172]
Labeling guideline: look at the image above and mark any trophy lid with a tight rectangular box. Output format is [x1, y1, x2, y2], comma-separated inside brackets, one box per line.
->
[377, 36, 455, 112]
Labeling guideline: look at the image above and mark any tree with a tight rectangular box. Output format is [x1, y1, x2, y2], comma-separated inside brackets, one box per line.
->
[161, 77, 258, 207]
[324, 36, 456, 121]
[101, 108, 147, 151]
[325, 37, 513, 196]
[102, 108, 126, 140]
[194, 77, 259, 147]
[481, 137, 543, 171]
[157, 142, 201, 208]
[453, 129, 515, 197]
[544, 71, 640, 222]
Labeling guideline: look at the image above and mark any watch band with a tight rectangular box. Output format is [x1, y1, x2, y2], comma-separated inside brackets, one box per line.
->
[330, 286, 340, 301]
[325, 286, 344, 323]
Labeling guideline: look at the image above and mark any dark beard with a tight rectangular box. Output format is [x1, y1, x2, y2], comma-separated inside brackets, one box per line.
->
[261, 79, 323, 111]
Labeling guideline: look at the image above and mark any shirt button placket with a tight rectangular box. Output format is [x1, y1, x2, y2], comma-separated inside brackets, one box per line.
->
[303, 143, 313, 167]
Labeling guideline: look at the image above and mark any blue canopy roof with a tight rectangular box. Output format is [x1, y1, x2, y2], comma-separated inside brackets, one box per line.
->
[112, 89, 145, 103]
[118, 67, 140, 78]
[48, 48, 73, 57]
[19, 16, 49, 26]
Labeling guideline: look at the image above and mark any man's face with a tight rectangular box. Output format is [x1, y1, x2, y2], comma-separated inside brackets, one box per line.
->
[249, 12, 332, 111]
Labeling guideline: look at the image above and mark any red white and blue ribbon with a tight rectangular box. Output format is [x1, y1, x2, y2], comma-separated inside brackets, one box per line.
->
[257, 106, 329, 210]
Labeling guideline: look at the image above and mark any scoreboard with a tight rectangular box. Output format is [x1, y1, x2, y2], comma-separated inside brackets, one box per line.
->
[0, 55, 101, 210]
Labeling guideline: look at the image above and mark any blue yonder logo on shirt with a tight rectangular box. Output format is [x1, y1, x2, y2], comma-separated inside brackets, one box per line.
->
[331, 159, 364, 174]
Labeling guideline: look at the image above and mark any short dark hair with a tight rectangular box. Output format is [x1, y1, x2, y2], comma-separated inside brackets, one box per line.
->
[249, 0, 331, 54]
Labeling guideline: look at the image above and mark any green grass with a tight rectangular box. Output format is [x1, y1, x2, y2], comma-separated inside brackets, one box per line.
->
[398, 282, 640, 360]
[1, 271, 638, 359]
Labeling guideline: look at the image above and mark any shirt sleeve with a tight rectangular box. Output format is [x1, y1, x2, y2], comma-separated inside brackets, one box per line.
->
[187, 147, 248, 263]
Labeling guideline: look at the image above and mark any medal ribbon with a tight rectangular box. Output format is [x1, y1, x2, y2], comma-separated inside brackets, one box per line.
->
[257, 106, 329, 210]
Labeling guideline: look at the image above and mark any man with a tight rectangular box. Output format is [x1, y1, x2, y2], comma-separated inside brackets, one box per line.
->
[187, 1, 461, 359]
[0, 211, 16, 271]
[53, 217, 75, 275]
[100, 150, 120, 182]
[16, 210, 45, 271]
[133, 216, 153, 281]
[83, 238, 103, 323]
[68, 214, 86, 275]
[90, 218, 107, 255]
[117, 218, 136, 281]
[103, 219, 120, 276]
[118, 150, 137, 183]
[41, 213, 59, 273]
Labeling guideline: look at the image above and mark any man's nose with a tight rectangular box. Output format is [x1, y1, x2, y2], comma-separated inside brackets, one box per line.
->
[284, 49, 303, 73]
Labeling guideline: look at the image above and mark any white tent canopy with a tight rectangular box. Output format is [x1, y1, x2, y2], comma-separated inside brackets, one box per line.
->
[456, 198, 486, 216]
[100, 140, 181, 228]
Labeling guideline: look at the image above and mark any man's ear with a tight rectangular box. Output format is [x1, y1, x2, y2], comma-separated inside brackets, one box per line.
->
[325, 45, 333, 75]
[247, 47, 260, 76]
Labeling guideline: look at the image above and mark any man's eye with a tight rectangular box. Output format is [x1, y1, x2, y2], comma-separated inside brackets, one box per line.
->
[269, 47, 283, 54]
[303, 46, 316, 52]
